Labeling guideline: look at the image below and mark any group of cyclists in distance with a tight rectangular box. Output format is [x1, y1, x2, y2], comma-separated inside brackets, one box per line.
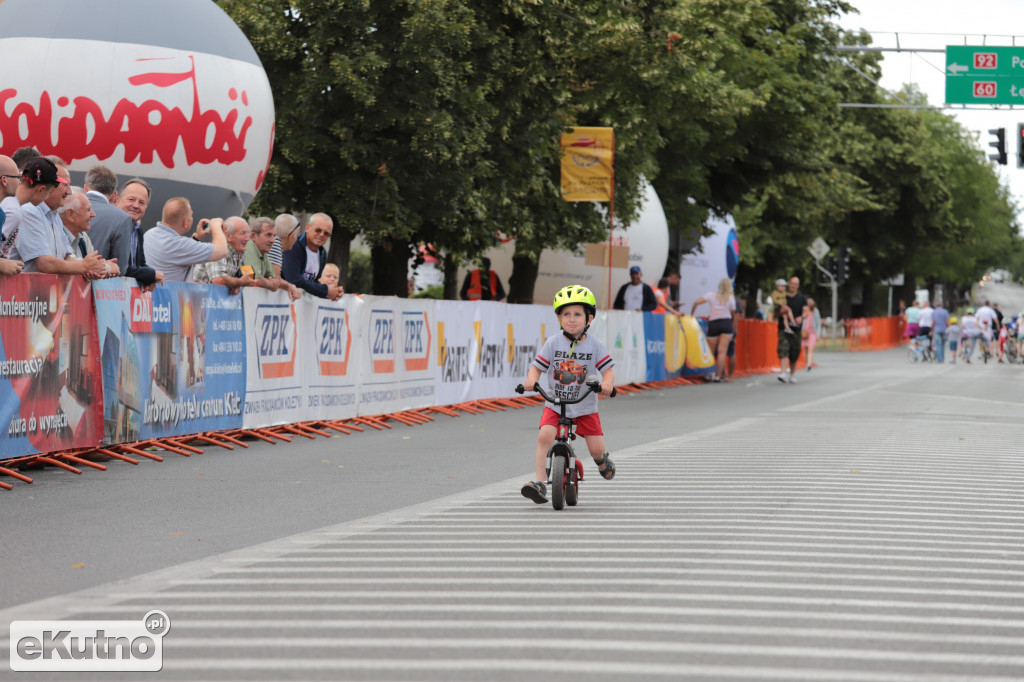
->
[904, 297, 1024, 365]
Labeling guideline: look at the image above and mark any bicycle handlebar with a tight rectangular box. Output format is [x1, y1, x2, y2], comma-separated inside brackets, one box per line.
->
[515, 376, 617, 402]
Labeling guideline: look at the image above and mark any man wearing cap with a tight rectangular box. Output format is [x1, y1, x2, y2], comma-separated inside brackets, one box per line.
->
[613, 265, 657, 311]
[8, 157, 107, 277]
[459, 257, 505, 301]
[1, 153, 48, 260]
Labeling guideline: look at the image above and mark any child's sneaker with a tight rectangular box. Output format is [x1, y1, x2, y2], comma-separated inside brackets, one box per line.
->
[521, 481, 548, 504]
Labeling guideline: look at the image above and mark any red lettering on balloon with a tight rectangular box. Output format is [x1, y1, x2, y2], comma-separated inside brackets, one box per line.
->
[0, 55, 255, 169]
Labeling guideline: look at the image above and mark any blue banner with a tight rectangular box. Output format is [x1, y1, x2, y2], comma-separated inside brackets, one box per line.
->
[643, 312, 668, 382]
[93, 280, 245, 442]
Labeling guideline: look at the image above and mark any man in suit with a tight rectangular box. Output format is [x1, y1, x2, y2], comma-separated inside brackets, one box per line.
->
[115, 177, 162, 289]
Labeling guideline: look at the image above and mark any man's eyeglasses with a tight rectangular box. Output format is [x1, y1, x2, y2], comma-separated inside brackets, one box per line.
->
[312, 228, 332, 237]
[1, 175, 20, 180]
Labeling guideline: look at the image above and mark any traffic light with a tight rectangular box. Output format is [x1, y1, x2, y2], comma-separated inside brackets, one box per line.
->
[988, 127, 1007, 165]
[818, 257, 837, 286]
[1018, 124, 1024, 168]
[837, 246, 850, 284]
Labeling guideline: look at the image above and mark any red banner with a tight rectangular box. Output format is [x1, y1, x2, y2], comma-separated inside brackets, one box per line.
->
[0, 274, 104, 460]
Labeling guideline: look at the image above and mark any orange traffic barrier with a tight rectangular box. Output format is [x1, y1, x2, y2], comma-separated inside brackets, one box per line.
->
[846, 316, 902, 351]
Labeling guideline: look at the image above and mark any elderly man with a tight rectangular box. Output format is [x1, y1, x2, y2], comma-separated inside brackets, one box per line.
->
[281, 212, 343, 300]
[270, 213, 300, 277]
[144, 197, 227, 282]
[9, 158, 106, 277]
[61, 192, 120, 278]
[83, 166, 159, 287]
[191, 216, 254, 295]
[244, 216, 301, 299]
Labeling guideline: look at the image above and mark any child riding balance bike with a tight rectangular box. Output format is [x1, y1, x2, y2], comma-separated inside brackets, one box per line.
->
[518, 285, 616, 505]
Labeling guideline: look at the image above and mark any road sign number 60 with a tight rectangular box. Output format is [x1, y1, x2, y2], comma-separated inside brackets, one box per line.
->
[973, 81, 997, 98]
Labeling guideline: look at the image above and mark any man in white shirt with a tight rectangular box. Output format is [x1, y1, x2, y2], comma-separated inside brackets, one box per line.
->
[143, 197, 227, 282]
[917, 299, 934, 345]
[612, 265, 656, 311]
[975, 301, 999, 356]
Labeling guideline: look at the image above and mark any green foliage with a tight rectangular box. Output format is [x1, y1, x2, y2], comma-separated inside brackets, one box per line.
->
[218, 0, 1020, 307]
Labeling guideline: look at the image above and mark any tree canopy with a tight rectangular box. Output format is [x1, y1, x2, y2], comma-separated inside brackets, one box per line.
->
[218, 0, 1021, 310]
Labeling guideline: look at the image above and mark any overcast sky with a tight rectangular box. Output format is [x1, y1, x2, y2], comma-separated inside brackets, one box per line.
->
[838, 0, 1024, 215]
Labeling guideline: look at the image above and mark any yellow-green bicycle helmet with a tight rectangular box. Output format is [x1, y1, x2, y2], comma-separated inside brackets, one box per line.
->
[553, 285, 597, 317]
[553, 285, 597, 348]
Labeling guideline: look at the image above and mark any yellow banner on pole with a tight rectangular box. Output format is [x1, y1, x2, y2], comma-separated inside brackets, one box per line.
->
[560, 127, 614, 202]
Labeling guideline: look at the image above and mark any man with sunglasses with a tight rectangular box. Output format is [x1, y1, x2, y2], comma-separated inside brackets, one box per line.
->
[281, 212, 343, 301]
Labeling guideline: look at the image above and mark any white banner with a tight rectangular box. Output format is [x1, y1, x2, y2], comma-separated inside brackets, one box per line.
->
[241, 293, 655, 427]
[594, 310, 647, 384]
[354, 296, 435, 415]
[241, 289, 363, 428]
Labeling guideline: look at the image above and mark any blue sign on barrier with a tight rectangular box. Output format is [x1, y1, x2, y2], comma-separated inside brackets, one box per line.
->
[93, 280, 246, 442]
[643, 312, 668, 382]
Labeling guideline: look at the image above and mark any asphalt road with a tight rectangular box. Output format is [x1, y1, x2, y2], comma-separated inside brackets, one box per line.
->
[2, 312, 1022, 681]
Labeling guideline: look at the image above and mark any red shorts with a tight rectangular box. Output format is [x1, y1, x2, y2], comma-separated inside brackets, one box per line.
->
[539, 408, 603, 436]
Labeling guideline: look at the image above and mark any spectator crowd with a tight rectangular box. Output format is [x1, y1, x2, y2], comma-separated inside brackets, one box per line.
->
[0, 147, 343, 300]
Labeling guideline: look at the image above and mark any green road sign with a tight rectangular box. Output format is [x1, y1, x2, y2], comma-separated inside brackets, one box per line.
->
[945, 45, 1024, 104]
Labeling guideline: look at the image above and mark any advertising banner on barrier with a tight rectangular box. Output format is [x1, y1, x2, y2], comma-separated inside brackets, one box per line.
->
[434, 301, 555, 404]
[643, 312, 669, 382]
[643, 313, 715, 381]
[434, 299, 479, 406]
[354, 296, 434, 416]
[676, 315, 716, 377]
[0, 275, 104, 461]
[93, 280, 245, 442]
[594, 310, 646, 385]
[241, 290, 366, 427]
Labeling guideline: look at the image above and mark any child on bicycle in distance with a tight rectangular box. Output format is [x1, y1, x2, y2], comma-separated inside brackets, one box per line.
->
[520, 285, 616, 504]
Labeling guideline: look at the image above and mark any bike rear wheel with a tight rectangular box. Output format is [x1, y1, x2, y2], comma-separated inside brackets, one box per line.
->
[550, 453, 567, 510]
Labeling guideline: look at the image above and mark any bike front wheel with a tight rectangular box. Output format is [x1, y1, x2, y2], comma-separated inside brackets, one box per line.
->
[566, 459, 579, 506]
[550, 453, 567, 510]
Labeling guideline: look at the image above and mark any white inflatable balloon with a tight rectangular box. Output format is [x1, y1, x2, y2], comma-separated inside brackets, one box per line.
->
[0, 0, 274, 223]
[677, 212, 740, 311]
[473, 180, 669, 306]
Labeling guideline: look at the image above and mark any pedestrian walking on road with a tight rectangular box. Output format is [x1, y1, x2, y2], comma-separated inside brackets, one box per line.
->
[776, 277, 809, 384]
[802, 298, 821, 370]
[931, 302, 950, 363]
[946, 317, 961, 364]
